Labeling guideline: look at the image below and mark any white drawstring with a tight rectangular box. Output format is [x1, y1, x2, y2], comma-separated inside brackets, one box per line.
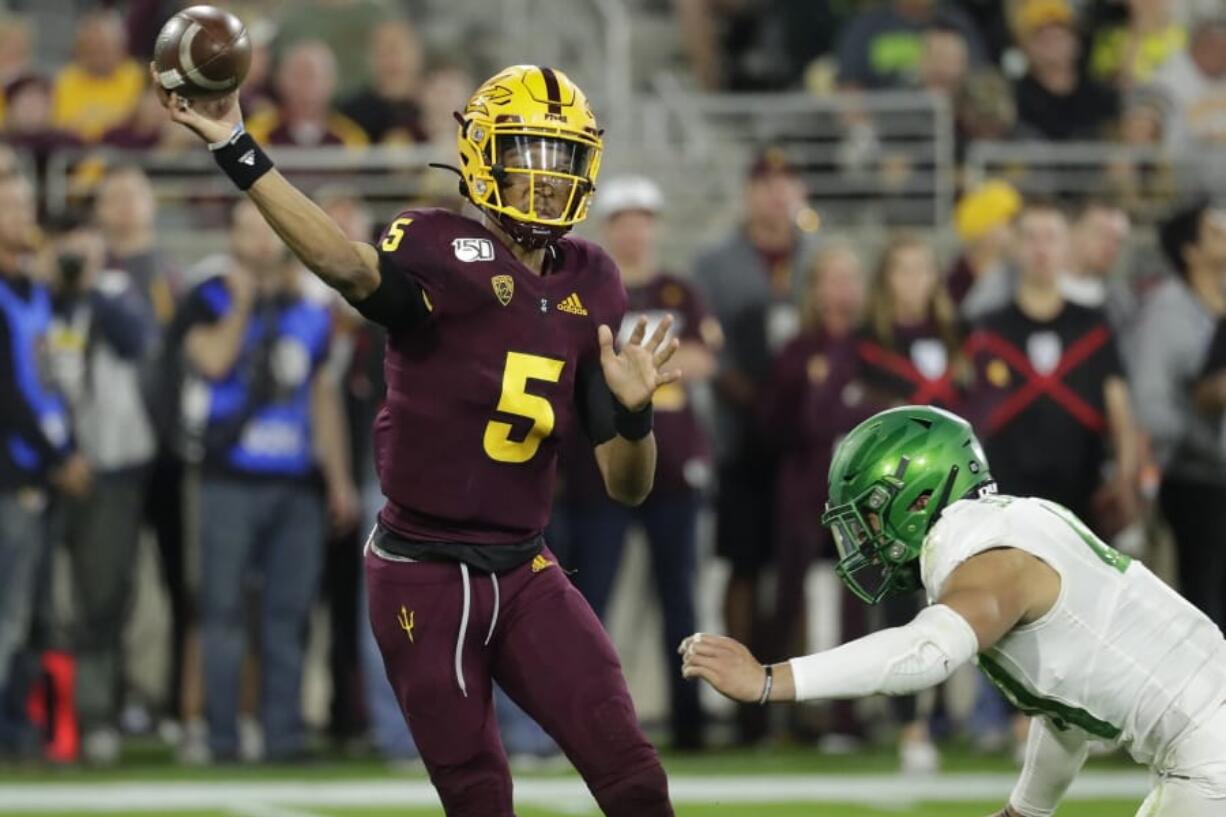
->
[456, 563, 471, 697]
[484, 574, 500, 646]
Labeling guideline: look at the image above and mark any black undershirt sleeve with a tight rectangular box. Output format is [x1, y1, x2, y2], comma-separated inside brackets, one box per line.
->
[349, 253, 432, 331]
[575, 357, 617, 446]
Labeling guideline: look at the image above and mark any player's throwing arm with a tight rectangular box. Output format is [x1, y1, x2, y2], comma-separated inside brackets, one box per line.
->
[150, 8, 379, 302]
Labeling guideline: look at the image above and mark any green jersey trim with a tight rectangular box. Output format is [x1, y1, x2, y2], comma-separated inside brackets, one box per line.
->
[1037, 501, 1132, 575]
[979, 653, 1122, 740]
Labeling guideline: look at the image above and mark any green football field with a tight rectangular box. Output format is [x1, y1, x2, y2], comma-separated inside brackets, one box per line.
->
[0, 745, 1146, 816]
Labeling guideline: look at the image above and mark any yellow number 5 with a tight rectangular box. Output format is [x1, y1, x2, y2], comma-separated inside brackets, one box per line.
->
[381, 217, 413, 252]
[484, 352, 566, 464]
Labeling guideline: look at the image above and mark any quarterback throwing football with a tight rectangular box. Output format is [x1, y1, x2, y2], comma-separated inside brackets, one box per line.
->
[158, 65, 676, 816]
[682, 406, 1226, 817]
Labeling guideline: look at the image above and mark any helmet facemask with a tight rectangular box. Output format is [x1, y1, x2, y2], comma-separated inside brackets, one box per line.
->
[822, 460, 961, 604]
[487, 134, 597, 249]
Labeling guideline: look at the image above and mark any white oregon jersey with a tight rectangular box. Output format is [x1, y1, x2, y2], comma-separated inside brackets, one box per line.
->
[921, 495, 1226, 772]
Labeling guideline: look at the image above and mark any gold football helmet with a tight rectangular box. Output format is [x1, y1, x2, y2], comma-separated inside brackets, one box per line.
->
[455, 65, 603, 249]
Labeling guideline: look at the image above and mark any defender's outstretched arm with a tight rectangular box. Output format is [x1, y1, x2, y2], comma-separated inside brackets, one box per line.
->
[680, 548, 1045, 704]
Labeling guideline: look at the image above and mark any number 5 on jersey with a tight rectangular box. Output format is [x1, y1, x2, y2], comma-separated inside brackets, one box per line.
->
[484, 352, 565, 464]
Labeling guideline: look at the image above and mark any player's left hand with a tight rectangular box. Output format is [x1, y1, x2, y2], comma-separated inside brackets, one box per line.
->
[598, 315, 681, 413]
[678, 633, 766, 704]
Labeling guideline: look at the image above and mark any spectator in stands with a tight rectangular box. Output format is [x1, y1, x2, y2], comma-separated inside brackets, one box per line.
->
[93, 163, 192, 736]
[239, 19, 278, 121]
[1090, 0, 1188, 88]
[1012, 0, 1121, 140]
[836, 0, 986, 90]
[102, 85, 192, 152]
[304, 189, 368, 749]
[917, 24, 971, 96]
[0, 14, 33, 123]
[42, 215, 157, 766]
[420, 63, 475, 152]
[273, 0, 385, 98]
[1132, 202, 1226, 630]
[179, 200, 353, 762]
[246, 41, 369, 149]
[2, 74, 82, 183]
[860, 235, 965, 412]
[677, 0, 863, 91]
[693, 146, 818, 745]
[760, 243, 870, 741]
[948, 179, 1022, 320]
[0, 173, 90, 757]
[340, 20, 427, 145]
[1063, 200, 1138, 330]
[856, 234, 966, 773]
[953, 69, 1033, 164]
[52, 10, 144, 142]
[555, 177, 721, 751]
[95, 165, 180, 323]
[1124, 14, 1226, 151]
[967, 200, 1139, 533]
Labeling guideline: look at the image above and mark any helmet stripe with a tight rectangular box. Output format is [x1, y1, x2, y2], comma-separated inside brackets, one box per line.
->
[539, 67, 563, 117]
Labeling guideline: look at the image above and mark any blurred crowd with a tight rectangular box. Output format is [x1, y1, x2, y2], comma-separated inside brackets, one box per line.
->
[1, 0, 1226, 780]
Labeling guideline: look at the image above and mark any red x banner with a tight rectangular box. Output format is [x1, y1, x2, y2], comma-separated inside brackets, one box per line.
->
[967, 324, 1112, 435]
[856, 340, 959, 407]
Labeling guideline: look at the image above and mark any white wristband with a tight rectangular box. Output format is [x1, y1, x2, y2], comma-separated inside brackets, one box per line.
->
[208, 120, 247, 152]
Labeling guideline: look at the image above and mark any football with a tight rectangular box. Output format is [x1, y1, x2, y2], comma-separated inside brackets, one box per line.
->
[152, 5, 251, 101]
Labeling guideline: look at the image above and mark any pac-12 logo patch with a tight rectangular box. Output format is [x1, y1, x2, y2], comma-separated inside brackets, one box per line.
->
[491, 275, 514, 306]
[453, 237, 495, 263]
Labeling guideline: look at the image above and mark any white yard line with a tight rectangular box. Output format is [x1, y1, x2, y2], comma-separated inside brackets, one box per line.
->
[0, 772, 1152, 812]
[225, 804, 327, 817]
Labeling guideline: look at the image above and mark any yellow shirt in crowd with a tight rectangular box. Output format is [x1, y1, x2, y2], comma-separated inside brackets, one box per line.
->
[52, 59, 145, 141]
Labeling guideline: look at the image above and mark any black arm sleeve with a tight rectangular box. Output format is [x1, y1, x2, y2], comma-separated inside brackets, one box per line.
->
[575, 358, 617, 446]
[349, 253, 432, 331]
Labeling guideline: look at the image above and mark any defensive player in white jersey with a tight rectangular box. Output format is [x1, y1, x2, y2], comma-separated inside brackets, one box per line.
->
[681, 406, 1226, 816]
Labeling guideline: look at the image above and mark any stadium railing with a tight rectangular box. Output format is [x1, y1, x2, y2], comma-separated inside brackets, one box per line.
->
[637, 87, 958, 234]
[964, 140, 1226, 225]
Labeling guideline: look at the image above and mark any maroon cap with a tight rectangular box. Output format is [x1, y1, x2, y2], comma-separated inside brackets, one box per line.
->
[747, 145, 799, 180]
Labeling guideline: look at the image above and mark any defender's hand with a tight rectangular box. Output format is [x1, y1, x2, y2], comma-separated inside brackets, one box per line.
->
[678, 633, 766, 704]
[598, 315, 680, 413]
[150, 62, 242, 145]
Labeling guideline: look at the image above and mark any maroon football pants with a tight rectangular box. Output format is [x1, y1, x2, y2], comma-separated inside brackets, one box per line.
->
[365, 545, 673, 817]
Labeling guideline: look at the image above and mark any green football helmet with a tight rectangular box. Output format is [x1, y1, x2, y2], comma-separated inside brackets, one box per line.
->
[821, 406, 994, 604]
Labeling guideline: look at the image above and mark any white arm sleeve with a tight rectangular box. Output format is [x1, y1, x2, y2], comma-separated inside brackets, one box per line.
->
[1008, 717, 1089, 817]
[788, 604, 978, 701]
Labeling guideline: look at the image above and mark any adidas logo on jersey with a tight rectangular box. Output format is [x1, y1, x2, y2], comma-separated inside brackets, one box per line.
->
[557, 293, 588, 316]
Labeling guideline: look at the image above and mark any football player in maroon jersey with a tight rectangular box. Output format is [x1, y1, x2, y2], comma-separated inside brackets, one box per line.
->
[157, 63, 677, 816]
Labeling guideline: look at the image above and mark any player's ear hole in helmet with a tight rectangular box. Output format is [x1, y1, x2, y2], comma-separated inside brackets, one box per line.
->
[821, 406, 994, 604]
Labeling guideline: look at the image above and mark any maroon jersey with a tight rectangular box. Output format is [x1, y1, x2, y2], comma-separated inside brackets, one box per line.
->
[372, 209, 626, 545]
[560, 274, 714, 500]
